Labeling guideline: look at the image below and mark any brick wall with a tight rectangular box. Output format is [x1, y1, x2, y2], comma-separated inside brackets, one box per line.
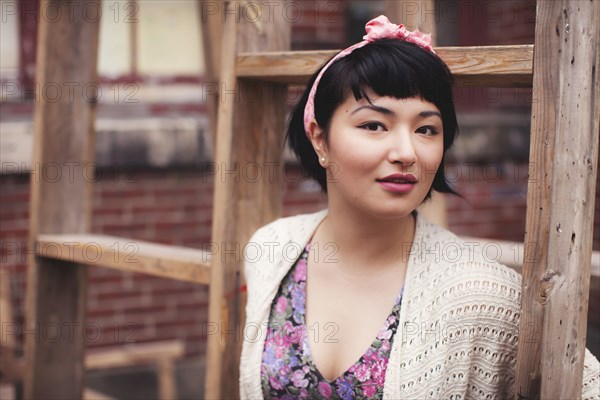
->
[0, 166, 321, 357]
[290, 0, 347, 50]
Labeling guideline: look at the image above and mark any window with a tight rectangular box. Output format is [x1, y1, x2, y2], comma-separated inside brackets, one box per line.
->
[98, 0, 204, 80]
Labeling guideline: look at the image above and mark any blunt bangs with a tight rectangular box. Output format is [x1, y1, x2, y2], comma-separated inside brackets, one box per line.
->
[314, 39, 457, 151]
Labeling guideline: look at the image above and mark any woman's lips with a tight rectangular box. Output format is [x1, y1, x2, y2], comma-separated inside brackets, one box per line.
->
[376, 180, 416, 193]
[377, 173, 417, 183]
[376, 174, 418, 193]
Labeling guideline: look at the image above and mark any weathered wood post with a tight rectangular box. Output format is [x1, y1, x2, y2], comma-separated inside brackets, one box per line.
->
[515, 0, 600, 397]
[204, 1, 291, 398]
[24, 0, 101, 398]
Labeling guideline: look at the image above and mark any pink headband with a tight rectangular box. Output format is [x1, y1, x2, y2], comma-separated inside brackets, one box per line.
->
[303, 15, 435, 137]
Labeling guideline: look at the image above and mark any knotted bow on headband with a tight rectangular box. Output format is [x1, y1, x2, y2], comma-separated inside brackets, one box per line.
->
[303, 15, 435, 137]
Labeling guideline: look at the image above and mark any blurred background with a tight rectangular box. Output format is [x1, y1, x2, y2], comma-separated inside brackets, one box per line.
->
[1, 0, 599, 398]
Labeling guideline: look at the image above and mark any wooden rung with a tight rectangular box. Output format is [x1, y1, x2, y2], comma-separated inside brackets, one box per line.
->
[83, 388, 116, 400]
[35, 234, 211, 285]
[460, 236, 600, 281]
[236, 45, 534, 87]
[0, 271, 16, 348]
[85, 340, 185, 370]
[461, 236, 599, 299]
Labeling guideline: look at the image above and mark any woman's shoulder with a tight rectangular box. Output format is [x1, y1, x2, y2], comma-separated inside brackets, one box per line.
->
[247, 208, 328, 244]
[244, 209, 327, 273]
[414, 213, 522, 288]
[407, 215, 523, 340]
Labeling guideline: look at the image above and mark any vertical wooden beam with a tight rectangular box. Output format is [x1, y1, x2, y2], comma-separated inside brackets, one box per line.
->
[515, 0, 600, 398]
[24, 1, 100, 398]
[199, 0, 224, 154]
[130, 0, 138, 75]
[203, 3, 237, 397]
[0, 270, 23, 383]
[157, 358, 177, 400]
[384, 0, 436, 38]
[204, 1, 290, 399]
[199, 0, 223, 80]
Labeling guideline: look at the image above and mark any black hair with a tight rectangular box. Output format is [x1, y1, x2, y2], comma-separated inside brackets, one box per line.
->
[285, 39, 459, 199]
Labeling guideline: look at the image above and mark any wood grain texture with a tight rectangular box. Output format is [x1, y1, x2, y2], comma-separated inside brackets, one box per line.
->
[83, 388, 116, 400]
[236, 45, 534, 87]
[87, 340, 183, 400]
[199, 0, 224, 155]
[85, 340, 184, 369]
[204, 1, 290, 398]
[515, 0, 600, 398]
[203, 2, 238, 398]
[36, 234, 211, 284]
[0, 270, 15, 349]
[0, 271, 23, 383]
[157, 358, 177, 400]
[458, 237, 600, 287]
[24, 1, 100, 398]
[384, 0, 436, 38]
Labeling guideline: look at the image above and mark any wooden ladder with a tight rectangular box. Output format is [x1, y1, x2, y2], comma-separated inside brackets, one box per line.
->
[22, 0, 208, 399]
[23, 1, 599, 399]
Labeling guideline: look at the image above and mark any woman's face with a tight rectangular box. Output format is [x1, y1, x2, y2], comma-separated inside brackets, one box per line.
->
[310, 91, 444, 219]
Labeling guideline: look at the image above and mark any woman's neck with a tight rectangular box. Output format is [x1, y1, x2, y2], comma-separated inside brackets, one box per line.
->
[313, 205, 416, 275]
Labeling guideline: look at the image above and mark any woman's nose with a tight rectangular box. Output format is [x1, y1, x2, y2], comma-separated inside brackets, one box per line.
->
[387, 131, 417, 165]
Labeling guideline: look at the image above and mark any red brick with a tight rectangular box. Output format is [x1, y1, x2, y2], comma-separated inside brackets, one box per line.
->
[0, 191, 29, 204]
[101, 190, 147, 199]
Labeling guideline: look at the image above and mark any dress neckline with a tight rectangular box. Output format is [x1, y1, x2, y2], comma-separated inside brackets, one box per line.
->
[300, 242, 405, 384]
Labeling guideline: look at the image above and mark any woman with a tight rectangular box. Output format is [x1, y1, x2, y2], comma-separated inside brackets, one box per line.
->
[239, 16, 599, 399]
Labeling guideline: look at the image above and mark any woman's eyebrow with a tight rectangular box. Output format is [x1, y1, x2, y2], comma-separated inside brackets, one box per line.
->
[350, 105, 395, 116]
[420, 110, 442, 118]
[350, 106, 441, 119]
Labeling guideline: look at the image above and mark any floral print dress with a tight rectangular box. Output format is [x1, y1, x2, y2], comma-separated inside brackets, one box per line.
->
[261, 243, 404, 399]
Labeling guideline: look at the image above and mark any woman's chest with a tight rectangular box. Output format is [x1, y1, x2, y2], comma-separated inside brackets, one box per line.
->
[304, 264, 405, 382]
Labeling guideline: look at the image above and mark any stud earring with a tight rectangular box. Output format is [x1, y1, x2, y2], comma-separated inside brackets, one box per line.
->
[320, 157, 326, 165]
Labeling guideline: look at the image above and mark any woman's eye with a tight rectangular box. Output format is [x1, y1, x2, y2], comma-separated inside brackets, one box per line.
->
[359, 122, 386, 132]
[416, 125, 439, 136]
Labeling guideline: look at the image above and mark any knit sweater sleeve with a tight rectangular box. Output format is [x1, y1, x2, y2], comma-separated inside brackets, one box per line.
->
[239, 224, 270, 400]
[448, 255, 600, 400]
[582, 348, 600, 399]
[453, 258, 600, 400]
[384, 221, 527, 399]
[239, 210, 328, 399]
[390, 220, 599, 399]
[446, 255, 600, 399]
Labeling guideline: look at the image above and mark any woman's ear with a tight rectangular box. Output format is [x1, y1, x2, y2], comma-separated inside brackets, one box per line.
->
[307, 119, 327, 158]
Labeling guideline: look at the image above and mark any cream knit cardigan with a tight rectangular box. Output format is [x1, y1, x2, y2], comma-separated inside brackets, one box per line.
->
[239, 209, 599, 399]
